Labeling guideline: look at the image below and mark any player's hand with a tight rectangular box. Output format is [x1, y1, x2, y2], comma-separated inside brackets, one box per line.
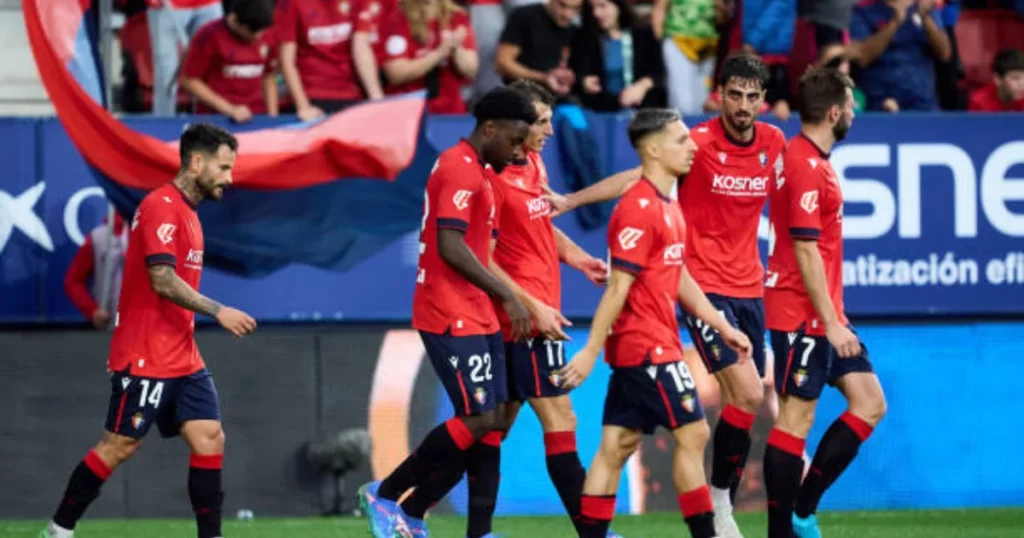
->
[773, 99, 792, 122]
[503, 297, 531, 341]
[619, 82, 648, 108]
[216, 306, 257, 338]
[544, 191, 574, 217]
[882, 97, 900, 113]
[574, 256, 609, 286]
[558, 345, 600, 390]
[530, 300, 572, 341]
[721, 327, 753, 363]
[891, 0, 913, 22]
[825, 321, 861, 358]
[582, 75, 602, 94]
[229, 105, 253, 124]
[91, 308, 111, 330]
[297, 105, 325, 122]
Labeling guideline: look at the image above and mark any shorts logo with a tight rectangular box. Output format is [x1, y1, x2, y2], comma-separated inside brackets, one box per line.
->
[448, 356, 458, 369]
[156, 223, 176, 244]
[645, 365, 658, 380]
[121, 377, 131, 390]
[131, 412, 144, 430]
[794, 368, 809, 387]
[681, 394, 695, 413]
[452, 190, 473, 211]
[800, 191, 819, 214]
[617, 227, 644, 251]
[473, 387, 487, 405]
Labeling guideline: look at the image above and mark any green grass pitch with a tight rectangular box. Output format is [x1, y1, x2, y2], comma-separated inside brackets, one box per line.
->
[3, 509, 1023, 538]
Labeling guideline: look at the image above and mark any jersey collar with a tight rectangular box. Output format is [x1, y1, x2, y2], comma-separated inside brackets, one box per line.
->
[640, 177, 672, 203]
[458, 138, 486, 168]
[172, 182, 199, 210]
[798, 133, 831, 159]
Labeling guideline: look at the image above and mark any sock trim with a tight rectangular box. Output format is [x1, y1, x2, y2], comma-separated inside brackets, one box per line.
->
[580, 494, 616, 520]
[84, 450, 112, 480]
[677, 485, 713, 518]
[543, 430, 577, 456]
[839, 411, 874, 441]
[480, 430, 503, 447]
[189, 453, 224, 470]
[445, 418, 475, 450]
[721, 404, 756, 430]
[767, 428, 806, 457]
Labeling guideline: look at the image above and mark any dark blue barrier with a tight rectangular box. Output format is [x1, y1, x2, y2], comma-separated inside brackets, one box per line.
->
[1, 113, 1023, 323]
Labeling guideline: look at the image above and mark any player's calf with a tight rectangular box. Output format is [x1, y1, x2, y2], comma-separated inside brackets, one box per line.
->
[671, 420, 717, 538]
[182, 420, 226, 538]
[577, 427, 642, 538]
[711, 361, 763, 509]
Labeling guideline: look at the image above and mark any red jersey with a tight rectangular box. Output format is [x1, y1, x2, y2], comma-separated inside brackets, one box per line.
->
[412, 140, 500, 336]
[605, 179, 687, 368]
[109, 184, 206, 378]
[379, 9, 476, 114]
[491, 151, 560, 340]
[967, 83, 1024, 112]
[764, 134, 848, 335]
[181, 20, 277, 114]
[275, 0, 364, 100]
[354, 0, 398, 60]
[679, 118, 786, 299]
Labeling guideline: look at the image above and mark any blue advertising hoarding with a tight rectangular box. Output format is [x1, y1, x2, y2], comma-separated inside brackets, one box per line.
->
[0, 113, 1022, 323]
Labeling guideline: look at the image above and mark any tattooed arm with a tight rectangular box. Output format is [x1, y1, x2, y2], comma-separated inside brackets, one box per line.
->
[147, 264, 256, 337]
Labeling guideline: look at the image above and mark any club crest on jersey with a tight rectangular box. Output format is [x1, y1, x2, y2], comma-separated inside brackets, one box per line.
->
[759, 151, 768, 167]
[681, 394, 695, 413]
[156, 223, 176, 244]
[131, 412, 145, 430]
[474, 387, 487, 405]
[800, 191, 819, 214]
[617, 227, 644, 250]
[794, 369, 809, 387]
[452, 190, 473, 210]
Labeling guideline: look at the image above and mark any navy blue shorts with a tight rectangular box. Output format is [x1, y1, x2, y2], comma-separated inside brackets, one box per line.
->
[602, 360, 705, 435]
[420, 330, 508, 416]
[683, 294, 766, 377]
[770, 326, 874, 401]
[505, 338, 571, 401]
[105, 368, 221, 439]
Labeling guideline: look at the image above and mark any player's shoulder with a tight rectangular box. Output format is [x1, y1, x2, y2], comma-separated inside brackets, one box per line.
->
[612, 182, 661, 224]
[192, 19, 224, 44]
[139, 184, 178, 211]
[755, 121, 786, 149]
[690, 119, 717, 145]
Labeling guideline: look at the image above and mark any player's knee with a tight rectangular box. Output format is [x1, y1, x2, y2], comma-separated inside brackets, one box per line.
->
[537, 398, 577, 432]
[97, 434, 141, 464]
[851, 391, 887, 427]
[734, 383, 764, 414]
[676, 419, 711, 453]
[600, 431, 641, 466]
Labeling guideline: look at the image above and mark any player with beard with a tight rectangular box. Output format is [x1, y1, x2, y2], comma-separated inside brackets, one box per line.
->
[41, 123, 256, 538]
[762, 67, 886, 538]
[551, 54, 786, 537]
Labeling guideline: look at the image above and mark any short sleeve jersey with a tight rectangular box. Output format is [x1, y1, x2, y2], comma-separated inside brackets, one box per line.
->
[181, 20, 277, 114]
[275, 0, 364, 100]
[109, 184, 206, 378]
[764, 134, 848, 335]
[605, 179, 687, 368]
[412, 140, 500, 336]
[379, 9, 476, 114]
[679, 118, 786, 298]
[490, 151, 560, 340]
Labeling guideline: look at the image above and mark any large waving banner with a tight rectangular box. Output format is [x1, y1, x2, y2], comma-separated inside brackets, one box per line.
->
[23, 0, 436, 276]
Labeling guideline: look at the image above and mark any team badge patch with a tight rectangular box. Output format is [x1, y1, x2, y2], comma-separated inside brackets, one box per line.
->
[710, 344, 721, 360]
[794, 369, 809, 388]
[681, 394, 695, 413]
[549, 373, 561, 388]
[131, 412, 145, 430]
[474, 387, 487, 405]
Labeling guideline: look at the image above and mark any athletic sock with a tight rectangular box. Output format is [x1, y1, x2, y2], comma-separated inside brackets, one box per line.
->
[399, 461, 466, 519]
[578, 494, 615, 538]
[711, 405, 756, 502]
[678, 485, 715, 538]
[795, 411, 874, 518]
[52, 450, 112, 530]
[544, 431, 587, 529]
[379, 418, 475, 501]
[188, 454, 224, 538]
[764, 428, 806, 538]
[465, 430, 502, 538]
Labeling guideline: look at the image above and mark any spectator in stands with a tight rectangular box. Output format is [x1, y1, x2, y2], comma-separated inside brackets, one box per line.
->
[64, 214, 127, 331]
[570, 0, 666, 111]
[798, 0, 858, 49]
[276, 0, 375, 120]
[377, 0, 479, 114]
[652, 0, 733, 115]
[179, 0, 278, 123]
[968, 48, 1024, 111]
[351, 0, 398, 102]
[934, 0, 965, 110]
[850, 0, 952, 112]
[818, 42, 867, 111]
[741, 0, 797, 120]
[468, 0, 545, 102]
[148, 0, 224, 116]
[495, 0, 583, 98]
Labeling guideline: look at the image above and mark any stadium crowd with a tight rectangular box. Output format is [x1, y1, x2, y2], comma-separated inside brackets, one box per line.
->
[111, 0, 1024, 118]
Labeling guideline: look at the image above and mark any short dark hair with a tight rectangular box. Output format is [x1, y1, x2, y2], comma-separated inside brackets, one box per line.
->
[472, 86, 539, 126]
[180, 123, 238, 169]
[718, 53, 770, 90]
[993, 48, 1024, 77]
[508, 79, 556, 107]
[230, 0, 274, 32]
[581, 0, 637, 36]
[797, 67, 854, 124]
[627, 108, 680, 149]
